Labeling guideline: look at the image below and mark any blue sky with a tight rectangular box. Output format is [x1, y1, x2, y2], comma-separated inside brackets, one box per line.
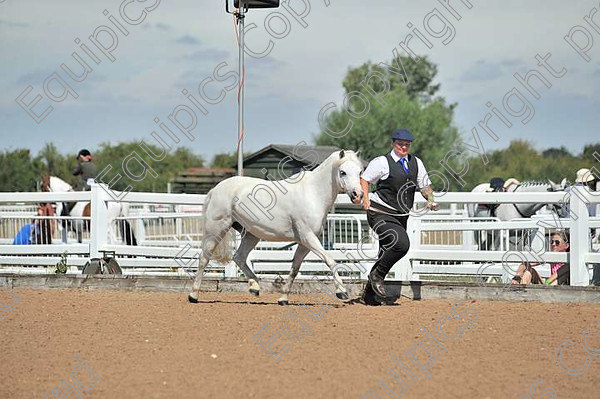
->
[1, 0, 600, 164]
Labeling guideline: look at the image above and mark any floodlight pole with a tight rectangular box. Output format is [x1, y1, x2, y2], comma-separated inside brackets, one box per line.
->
[236, 6, 245, 177]
[227, 1, 279, 175]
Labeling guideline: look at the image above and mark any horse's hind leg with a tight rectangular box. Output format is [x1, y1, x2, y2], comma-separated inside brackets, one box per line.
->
[278, 245, 310, 305]
[232, 231, 261, 296]
[188, 249, 212, 303]
[188, 220, 231, 303]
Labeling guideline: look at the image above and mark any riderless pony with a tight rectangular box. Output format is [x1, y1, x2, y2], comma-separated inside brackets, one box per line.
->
[41, 175, 137, 245]
[468, 179, 567, 250]
[188, 150, 364, 305]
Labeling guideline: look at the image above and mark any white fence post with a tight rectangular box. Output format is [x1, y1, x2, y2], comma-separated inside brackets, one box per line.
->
[90, 184, 108, 259]
[570, 189, 589, 286]
[136, 217, 146, 243]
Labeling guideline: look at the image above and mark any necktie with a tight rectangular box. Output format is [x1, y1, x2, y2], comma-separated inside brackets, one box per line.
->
[399, 157, 409, 174]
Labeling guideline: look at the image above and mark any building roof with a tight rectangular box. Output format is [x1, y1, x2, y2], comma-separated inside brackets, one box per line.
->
[234, 144, 343, 169]
[182, 167, 235, 175]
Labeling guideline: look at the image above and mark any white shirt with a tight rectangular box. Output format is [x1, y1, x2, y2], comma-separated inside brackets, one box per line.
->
[361, 150, 431, 209]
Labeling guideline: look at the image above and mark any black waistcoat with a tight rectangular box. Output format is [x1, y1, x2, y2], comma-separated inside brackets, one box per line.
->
[375, 154, 419, 213]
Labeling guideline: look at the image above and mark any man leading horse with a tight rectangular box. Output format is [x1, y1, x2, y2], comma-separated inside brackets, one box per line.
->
[360, 128, 437, 305]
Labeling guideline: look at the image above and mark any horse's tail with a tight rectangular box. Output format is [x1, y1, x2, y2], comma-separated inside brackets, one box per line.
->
[201, 189, 213, 239]
[202, 189, 235, 265]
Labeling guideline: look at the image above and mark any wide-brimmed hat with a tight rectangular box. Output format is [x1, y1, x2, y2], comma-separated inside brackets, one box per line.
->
[575, 168, 596, 183]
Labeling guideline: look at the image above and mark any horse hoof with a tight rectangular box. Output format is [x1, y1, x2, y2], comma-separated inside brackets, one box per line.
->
[249, 289, 260, 297]
[188, 294, 199, 304]
[278, 299, 289, 306]
[336, 292, 349, 300]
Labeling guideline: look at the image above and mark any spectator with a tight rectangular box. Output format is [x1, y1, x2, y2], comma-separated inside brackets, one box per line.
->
[511, 231, 570, 286]
[34, 203, 54, 244]
[13, 205, 55, 245]
[12, 222, 37, 245]
[72, 149, 97, 191]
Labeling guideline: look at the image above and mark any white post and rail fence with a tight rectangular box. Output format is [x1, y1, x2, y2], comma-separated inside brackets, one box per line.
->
[0, 185, 598, 286]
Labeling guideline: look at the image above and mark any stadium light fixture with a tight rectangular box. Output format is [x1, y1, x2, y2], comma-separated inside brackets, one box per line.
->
[225, 0, 280, 176]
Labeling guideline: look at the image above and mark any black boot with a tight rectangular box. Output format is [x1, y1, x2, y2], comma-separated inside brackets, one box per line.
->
[362, 280, 382, 306]
[369, 269, 387, 298]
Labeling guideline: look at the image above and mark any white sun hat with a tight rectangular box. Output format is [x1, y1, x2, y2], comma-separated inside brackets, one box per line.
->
[575, 168, 595, 183]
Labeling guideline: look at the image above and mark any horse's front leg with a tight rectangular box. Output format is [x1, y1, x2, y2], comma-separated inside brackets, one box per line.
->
[298, 231, 349, 300]
[278, 245, 310, 305]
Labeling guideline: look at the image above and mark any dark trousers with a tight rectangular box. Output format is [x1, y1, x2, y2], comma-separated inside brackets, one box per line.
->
[592, 264, 600, 286]
[367, 207, 411, 280]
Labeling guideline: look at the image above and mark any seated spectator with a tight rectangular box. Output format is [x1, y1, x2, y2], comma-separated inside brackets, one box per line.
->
[12, 205, 54, 245]
[13, 223, 37, 245]
[34, 203, 54, 244]
[511, 231, 570, 285]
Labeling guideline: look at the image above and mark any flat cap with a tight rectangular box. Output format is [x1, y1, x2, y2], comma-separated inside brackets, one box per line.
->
[391, 128, 414, 141]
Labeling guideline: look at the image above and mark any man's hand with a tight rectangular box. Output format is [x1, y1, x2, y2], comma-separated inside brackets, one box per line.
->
[362, 196, 370, 210]
[421, 185, 438, 210]
[426, 200, 439, 211]
[360, 178, 371, 210]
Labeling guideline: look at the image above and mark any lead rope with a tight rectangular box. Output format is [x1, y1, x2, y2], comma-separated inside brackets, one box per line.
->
[367, 202, 439, 217]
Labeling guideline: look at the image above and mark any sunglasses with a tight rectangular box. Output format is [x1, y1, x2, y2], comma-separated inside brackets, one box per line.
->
[550, 239, 562, 246]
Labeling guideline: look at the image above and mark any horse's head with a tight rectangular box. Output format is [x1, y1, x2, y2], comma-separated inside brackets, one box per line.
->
[547, 178, 569, 192]
[334, 150, 364, 204]
[544, 178, 569, 217]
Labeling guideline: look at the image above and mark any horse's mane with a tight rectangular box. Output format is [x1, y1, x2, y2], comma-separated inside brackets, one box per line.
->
[519, 181, 548, 187]
[312, 150, 361, 171]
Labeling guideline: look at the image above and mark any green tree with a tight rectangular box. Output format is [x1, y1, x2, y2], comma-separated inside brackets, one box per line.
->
[315, 55, 461, 189]
[542, 147, 572, 159]
[464, 141, 545, 190]
[0, 149, 42, 191]
[462, 140, 600, 190]
[341, 55, 442, 103]
[94, 142, 205, 192]
[211, 152, 238, 168]
[36, 143, 77, 187]
[582, 143, 600, 161]
[0, 142, 206, 192]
